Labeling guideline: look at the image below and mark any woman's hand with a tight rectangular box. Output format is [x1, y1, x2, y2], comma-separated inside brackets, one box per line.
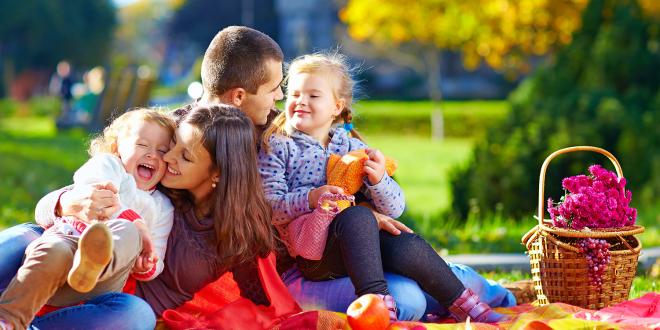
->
[58, 182, 119, 222]
[308, 185, 344, 209]
[372, 210, 413, 235]
[364, 148, 386, 185]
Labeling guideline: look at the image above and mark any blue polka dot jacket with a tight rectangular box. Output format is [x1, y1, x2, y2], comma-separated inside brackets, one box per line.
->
[258, 126, 406, 225]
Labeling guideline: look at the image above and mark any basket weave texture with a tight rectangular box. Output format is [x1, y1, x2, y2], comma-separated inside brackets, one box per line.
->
[522, 146, 644, 310]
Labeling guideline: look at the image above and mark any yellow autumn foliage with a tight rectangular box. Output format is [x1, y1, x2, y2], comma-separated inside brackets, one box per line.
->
[340, 0, 590, 72]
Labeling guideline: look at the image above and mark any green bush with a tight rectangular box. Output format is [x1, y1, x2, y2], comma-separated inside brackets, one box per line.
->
[450, 0, 659, 220]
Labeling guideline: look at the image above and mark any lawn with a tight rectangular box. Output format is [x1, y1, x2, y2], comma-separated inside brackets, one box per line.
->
[0, 117, 89, 224]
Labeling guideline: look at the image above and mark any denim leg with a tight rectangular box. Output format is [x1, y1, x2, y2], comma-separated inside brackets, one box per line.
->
[423, 262, 517, 318]
[30, 292, 156, 330]
[283, 267, 427, 321]
[0, 223, 44, 292]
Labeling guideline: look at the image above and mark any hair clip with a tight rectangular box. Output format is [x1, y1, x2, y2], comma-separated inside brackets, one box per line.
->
[343, 122, 354, 131]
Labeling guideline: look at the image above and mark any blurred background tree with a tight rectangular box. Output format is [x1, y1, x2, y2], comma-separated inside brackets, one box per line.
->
[0, 0, 116, 98]
[112, 0, 183, 70]
[340, 0, 589, 139]
[450, 0, 660, 220]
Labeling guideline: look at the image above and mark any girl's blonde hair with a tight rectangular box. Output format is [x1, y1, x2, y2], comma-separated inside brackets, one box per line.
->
[88, 108, 175, 156]
[262, 52, 363, 150]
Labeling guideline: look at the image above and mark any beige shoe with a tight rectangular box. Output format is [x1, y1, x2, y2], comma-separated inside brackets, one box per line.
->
[67, 222, 113, 293]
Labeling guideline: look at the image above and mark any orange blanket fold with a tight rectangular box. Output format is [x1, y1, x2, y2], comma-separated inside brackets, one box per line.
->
[162, 252, 302, 330]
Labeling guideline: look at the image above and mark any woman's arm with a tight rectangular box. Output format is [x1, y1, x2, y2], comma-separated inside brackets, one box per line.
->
[34, 187, 70, 228]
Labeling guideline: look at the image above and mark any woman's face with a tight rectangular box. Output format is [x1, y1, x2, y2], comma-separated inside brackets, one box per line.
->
[162, 122, 218, 202]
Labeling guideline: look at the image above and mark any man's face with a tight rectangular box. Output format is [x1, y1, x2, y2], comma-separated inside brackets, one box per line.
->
[240, 59, 284, 125]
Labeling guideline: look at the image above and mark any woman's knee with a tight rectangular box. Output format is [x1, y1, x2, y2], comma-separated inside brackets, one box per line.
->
[0, 223, 43, 262]
[0, 224, 44, 289]
[0, 223, 43, 252]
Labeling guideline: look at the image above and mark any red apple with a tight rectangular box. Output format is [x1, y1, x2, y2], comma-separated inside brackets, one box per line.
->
[347, 294, 390, 330]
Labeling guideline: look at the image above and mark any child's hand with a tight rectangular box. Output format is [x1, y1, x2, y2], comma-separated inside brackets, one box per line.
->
[364, 148, 386, 185]
[309, 185, 344, 208]
[133, 251, 158, 274]
[132, 219, 157, 274]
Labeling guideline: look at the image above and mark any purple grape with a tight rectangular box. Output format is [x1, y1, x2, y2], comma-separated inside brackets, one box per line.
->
[578, 238, 611, 289]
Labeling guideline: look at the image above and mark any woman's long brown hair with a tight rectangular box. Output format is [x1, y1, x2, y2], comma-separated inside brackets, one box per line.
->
[171, 104, 276, 265]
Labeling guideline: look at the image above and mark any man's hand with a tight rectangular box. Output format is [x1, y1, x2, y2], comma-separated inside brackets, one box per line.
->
[308, 185, 344, 209]
[372, 210, 413, 235]
[58, 182, 119, 222]
[364, 148, 386, 185]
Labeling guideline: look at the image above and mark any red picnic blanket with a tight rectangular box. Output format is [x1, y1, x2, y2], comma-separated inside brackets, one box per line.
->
[154, 252, 659, 330]
[389, 292, 660, 329]
[160, 252, 304, 329]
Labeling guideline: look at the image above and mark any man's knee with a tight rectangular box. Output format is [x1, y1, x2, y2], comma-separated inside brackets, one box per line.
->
[385, 273, 426, 321]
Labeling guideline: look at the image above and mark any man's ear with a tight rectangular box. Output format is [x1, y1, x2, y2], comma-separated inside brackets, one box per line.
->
[111, 141, 119, 156]
[223, 88, 247, 107]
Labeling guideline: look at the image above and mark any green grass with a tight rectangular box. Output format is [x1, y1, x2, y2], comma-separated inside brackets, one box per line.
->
[365, 134, 473, 215]
[354, 100, 509, 138]
[0, 117, 88, 225]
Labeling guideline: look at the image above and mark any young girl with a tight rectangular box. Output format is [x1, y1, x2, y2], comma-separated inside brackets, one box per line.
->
[0, 109, 174, 329]
[258, 53, 506, 323]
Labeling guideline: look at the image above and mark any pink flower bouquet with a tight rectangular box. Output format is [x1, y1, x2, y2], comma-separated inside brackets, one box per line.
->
[547, 165, 637, 230]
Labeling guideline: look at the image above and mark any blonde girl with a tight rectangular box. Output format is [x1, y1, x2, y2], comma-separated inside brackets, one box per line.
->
[258, 53, 506, 323]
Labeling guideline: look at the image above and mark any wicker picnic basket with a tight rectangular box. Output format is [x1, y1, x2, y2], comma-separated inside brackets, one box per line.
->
[521, 146, 644, 310]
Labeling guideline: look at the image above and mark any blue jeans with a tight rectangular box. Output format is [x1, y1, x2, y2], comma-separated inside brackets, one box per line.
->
[0, 223, 155, 329]
[0, 223, 44, 291]
[283, 262, 517, 321]
[283, 267, 429, 321]
[31, 292, 155, 330]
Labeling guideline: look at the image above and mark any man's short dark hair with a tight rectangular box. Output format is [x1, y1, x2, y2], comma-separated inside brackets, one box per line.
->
[201, 26, 284, 97]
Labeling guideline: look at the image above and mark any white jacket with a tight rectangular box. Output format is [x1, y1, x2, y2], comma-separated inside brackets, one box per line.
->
[72, 153, 174, 281]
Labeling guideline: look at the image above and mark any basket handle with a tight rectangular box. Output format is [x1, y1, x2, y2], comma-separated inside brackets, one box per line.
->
[537, 146, 623, 226]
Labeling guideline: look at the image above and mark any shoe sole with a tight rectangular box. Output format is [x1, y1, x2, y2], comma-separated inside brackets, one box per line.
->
[67, 222, 113, 293]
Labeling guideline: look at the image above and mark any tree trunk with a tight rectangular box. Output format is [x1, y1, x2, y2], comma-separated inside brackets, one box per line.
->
[425, 49, 444, 140]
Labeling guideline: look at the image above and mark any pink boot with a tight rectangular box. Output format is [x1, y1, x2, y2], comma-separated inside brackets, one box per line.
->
[447, 288, 509, 323]
[375, 294, 398, 322]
